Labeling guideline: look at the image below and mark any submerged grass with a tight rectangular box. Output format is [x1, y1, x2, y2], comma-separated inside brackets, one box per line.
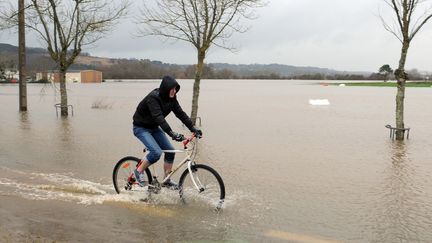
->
[91, 98, 113, 109]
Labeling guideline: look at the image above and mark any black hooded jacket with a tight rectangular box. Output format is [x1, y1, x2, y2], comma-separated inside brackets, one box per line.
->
[132, 76, 194, 134]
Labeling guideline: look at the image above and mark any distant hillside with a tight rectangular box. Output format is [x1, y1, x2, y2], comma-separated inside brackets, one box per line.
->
[0, 43, 101, 74]
[0, 43, 47, 54]
[1, 43, 376, 79]
[210, 63, 370, 77]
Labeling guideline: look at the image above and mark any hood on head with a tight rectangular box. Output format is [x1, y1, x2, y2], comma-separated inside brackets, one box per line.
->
[159, 76, 180, 99]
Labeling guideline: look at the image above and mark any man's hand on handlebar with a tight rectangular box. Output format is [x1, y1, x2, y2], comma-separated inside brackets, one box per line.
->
[191, 127, 203, 138]
[169, 131, 186, 142]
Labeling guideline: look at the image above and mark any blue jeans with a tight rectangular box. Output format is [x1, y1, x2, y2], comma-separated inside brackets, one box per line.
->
[133, 126, 175, 164]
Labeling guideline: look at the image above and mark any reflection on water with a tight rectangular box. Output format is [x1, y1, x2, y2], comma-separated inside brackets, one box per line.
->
[58, 117, 73, 142]
[370, 141, 432, 242]
[18, 112, 31, 130]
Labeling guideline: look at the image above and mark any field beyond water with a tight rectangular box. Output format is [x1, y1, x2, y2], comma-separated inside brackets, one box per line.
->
[328, 81, 432, 87]
[1, 79, 432, 242]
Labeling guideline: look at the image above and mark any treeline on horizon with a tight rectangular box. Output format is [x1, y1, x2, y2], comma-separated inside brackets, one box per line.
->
[97, 59, 430, 81]
[1, 50, 430, 81]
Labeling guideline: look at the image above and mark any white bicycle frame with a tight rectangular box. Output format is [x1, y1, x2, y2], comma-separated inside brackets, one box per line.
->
[142, 140, 203, 192]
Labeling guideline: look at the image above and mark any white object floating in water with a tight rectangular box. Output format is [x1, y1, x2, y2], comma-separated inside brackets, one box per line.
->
[339, 83, 346, 87]
[309, 99, 330, 106]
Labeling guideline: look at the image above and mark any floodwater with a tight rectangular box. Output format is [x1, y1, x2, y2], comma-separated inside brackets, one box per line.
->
[1, 80, 432, 242]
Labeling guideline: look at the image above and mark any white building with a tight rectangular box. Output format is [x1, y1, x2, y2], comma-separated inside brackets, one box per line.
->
[36, 70, 102, 83]
[4, 70, 19, 80]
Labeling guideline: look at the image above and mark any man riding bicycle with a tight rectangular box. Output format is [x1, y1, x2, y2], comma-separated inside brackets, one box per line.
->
[132, 76, 202, 189]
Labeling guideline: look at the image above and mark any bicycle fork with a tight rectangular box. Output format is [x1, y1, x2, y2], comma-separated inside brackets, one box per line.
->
[187, 160, 204, 193]
[188, 161, 224, 210]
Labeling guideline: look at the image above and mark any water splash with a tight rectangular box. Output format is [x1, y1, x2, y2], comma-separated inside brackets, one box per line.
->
[0, 166, 146, 205]
[0, 166, 249, 211]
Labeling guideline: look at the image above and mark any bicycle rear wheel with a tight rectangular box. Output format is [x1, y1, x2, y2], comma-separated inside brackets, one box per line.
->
[112, 156, 152, 194]
[178, 164, 225, 209]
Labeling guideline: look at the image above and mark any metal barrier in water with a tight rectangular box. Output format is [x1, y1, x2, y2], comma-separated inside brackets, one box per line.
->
[54, 103, 74, 117]
[385, 124, 410, 139]
[196, 117, 202, 126]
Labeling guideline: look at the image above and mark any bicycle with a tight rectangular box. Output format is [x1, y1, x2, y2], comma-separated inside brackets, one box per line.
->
[112, 133, 225, 210]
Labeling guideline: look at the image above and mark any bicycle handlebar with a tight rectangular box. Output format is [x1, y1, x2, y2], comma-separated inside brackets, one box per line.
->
[182, 133, 200, 148]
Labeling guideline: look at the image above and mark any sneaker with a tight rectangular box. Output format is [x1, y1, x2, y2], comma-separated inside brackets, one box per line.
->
[162, 179, 179, 190]
[133, 169, 146, 187]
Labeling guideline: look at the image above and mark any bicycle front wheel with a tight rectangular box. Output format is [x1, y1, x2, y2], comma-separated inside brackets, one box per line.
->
[178, 164, 225, 209]
[112, 156, 152, 194]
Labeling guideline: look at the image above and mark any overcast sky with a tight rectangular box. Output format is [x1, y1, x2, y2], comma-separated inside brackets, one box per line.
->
[1, 0, 432, 72]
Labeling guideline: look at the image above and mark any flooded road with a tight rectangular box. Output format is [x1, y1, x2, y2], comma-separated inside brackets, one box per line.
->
[1, 80, 432, 242]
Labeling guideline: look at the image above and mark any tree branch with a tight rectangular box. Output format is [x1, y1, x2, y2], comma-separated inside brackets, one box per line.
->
[137, 0, 263, 52]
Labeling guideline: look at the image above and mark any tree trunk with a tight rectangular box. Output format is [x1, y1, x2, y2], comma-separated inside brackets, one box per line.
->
[59, 68, 68, 116]
[395, 83, 405, 139]
[191, 51, 205, 125]
[395, 41, 409, 140]
[18, 0, 27, 112]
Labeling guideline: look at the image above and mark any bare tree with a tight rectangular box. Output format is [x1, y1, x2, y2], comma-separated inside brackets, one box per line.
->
[381, 0, 432, 139]
[2, 0, 128, 116]
[137, 0, 264, 124]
